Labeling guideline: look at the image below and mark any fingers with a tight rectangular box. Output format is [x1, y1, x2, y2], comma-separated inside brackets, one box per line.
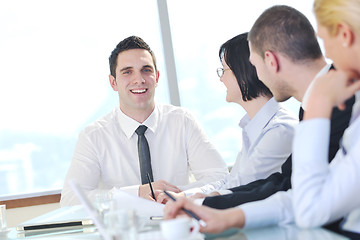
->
[164, 197, 188, 219]
[165, 185, 181, 193]
[336, 78, 360, 110]
[337, 103, 346, 111]
[163, 197, 225, 233]
[307, 70, 359, 116]
[146, 193, 156, 201]
[163, 182, 181, 193]
[189, 192, 207, 200]
[163, 193, 246, 234]
[156, 192, 169, 204]
[154, 190, 162, 199]
[348, 78, 360, 93]
[138, 184, 148, 198]
[152, 180, 181, 192]
[208, 191, 220, 197]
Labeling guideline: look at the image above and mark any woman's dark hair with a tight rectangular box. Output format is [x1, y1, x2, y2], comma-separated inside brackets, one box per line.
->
[219, 32, 272, 101]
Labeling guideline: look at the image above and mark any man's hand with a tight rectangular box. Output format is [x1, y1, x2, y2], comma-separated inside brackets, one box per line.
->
[164, 197, 245, 234]
[156, 191, 185, 204]
[139, 180, 181, 200]
[189, 191, 220, 200]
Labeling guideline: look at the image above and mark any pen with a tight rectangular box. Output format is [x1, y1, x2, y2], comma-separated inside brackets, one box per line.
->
[163, 190, 207, 227]
[147, 173, 156, 200]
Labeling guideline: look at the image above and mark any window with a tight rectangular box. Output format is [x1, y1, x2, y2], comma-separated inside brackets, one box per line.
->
[167, 0, 316, 165]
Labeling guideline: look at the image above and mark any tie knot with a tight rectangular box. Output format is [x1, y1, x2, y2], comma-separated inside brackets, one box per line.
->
[135, 125, 148, 135]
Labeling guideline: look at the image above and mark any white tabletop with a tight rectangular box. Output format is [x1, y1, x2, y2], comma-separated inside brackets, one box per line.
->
[0, 205, 349, 240]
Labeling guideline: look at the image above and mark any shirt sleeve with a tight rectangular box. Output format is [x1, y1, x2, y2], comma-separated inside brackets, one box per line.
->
[222, 122, 295, 189]
[181, 111, 229, 188]
[183, 122, 294, 195]
[60, 131, 140, 206]
[183, 105, 296, 194]
[240, 190, 294, 229]
[61, 131, 101, 206]
[292, 118, 360, 228]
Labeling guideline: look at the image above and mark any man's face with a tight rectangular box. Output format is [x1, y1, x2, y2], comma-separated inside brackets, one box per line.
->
[248, 42, 291, 102]
[110, 49, 159, 116]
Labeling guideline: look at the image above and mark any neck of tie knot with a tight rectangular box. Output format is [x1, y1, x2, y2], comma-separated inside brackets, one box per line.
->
[135, 125, 147, 136]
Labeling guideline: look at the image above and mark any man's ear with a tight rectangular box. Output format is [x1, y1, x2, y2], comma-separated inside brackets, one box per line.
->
[264, 50, 280, 73]
[109, 75, 118, 91]
[338, 23, 354, 48]
[155, 70, 160, 87]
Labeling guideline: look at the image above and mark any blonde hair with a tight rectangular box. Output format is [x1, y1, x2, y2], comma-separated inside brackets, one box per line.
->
[313, 0, 360, 36]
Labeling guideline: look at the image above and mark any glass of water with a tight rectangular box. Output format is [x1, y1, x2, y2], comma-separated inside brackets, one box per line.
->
[0, 205, 7, 230]
[104, 207, 138, 240]
[92, 190, 113, 220]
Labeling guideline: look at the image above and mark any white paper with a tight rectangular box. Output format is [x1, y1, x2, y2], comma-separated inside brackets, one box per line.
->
[112, 189, 164, 217]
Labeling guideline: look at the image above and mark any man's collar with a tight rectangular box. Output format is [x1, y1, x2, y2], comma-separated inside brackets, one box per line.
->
[302, 63, 332, 111]
[117, 105, 159, 139]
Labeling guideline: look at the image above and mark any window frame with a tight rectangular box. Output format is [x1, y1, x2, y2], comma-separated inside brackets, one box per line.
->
[0, 190, 61, 208]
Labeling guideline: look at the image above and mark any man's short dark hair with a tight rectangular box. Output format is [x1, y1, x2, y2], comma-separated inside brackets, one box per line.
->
[220, 32, 272, 101]
[248, 5, 322, 63]
[109, 36, 157, 78]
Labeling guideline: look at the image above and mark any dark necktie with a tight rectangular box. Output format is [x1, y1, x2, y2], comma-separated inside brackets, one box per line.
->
[135, 125, 153, 184]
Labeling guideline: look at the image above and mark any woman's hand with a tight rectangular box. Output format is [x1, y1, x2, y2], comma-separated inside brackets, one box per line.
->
[164, 197, 245, 234]
[305, 70, 360, 120]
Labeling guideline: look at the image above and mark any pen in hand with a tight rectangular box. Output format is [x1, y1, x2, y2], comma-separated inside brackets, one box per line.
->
[147, 173, 156, 201]
[163, 190, 207, 227]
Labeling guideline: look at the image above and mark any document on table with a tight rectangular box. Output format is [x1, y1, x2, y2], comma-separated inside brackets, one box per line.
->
[111, 189, 164, 217]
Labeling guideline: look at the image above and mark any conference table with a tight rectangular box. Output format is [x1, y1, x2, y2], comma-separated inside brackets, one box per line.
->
[1, 205, 349, 239]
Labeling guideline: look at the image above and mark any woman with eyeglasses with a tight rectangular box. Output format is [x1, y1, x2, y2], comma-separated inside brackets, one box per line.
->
[156, 32, 298, 203]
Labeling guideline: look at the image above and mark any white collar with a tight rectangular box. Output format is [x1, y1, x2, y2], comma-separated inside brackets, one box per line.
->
[116, 105, 159, 139]
[302, 64, 332, 111]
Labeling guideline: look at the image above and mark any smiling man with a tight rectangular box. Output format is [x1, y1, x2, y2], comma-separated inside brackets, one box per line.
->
[60, 36, 228, 206]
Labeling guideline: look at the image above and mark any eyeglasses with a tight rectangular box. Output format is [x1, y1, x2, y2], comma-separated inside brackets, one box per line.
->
[216, 68, 231, 78]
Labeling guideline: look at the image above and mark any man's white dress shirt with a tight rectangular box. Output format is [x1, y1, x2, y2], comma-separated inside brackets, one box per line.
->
[60, 104, 228, 206]
[240, 89, 360, 234]
[183, 98, 298, 196]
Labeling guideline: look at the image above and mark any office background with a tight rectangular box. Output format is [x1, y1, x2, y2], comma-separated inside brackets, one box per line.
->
[0, 0, 317, 198]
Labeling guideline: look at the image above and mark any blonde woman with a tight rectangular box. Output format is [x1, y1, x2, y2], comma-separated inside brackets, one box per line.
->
[292, 0, 360, 237]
